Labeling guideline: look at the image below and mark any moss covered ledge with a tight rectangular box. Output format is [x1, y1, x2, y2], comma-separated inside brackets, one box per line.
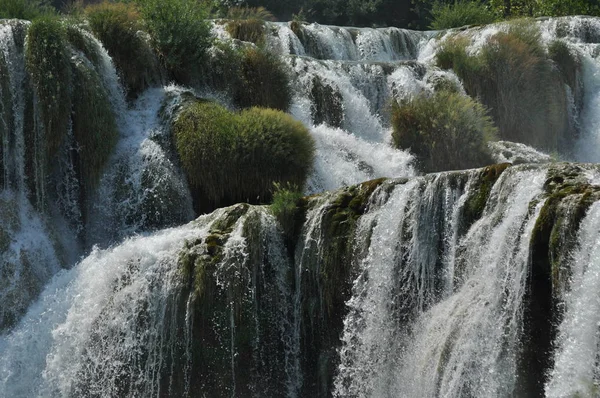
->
[520, 163, 600, 397]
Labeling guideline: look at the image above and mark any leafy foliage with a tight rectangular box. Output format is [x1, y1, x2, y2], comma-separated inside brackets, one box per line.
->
[172, 100, 314, 214]
[391, 90, 496, 173]
[430, 0, 497, 29]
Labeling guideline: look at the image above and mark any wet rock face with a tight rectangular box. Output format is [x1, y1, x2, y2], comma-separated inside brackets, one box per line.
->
[521, 163, 600, 397]
[488, 141, 554, 165]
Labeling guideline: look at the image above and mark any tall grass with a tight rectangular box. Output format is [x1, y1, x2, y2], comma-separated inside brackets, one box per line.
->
[236, 47, 291, 111]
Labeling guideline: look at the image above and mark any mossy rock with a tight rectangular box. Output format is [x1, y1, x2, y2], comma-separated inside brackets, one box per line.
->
[531, 164, 600, 293]
[310, 75, 344, 128]
[176, 204, 289, 396]
[460, 163, 511, 234]
[70, 54, 118, 189]
[0, 49, 11, 188]
[172, 100, 315, 214]
[520, 163, 600, 396]
[25, 17, 72, 160]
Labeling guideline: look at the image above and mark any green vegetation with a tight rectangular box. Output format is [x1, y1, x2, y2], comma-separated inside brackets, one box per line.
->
[85, 1, 160, 98]
[202, 44, 291, 111]
[391, 90, 496, 173]
[0, 0, 54, 20]
[172, 100, 314, 214]
[25, 17, 71, 159]
[436, 22, 570, 150]
[270, 183, 303, 218]
[225, 6, 274, 44]
[236, 47, 291, 111]
[136, 0, 212, 82]
[70, 56, 118, 188]
[430, 0, 497, 29]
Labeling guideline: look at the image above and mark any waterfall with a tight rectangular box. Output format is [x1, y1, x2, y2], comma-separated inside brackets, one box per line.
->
[4, 14, 600, 398]
[546, 201, 600, 397]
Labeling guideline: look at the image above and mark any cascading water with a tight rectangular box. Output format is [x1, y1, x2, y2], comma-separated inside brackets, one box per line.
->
[545, 201, 600, 397]
[4, 14, 600, 398]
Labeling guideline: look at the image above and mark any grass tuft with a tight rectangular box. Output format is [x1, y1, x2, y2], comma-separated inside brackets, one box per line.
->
[172, 100, 314, 214]
[85, 1, 161, 98]
[391, 90, 496, 173]
[235, 47, 291, 111]
[436, 21, 570, 151]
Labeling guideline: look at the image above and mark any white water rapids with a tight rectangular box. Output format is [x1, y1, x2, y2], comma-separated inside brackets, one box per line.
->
[1, 15, 600, 398]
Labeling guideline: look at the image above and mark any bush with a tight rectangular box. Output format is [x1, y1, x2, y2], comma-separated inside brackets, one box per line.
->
[235, 47, 291, 111]
[136, 0, 212, 82]
[85, 1, 161, 98]
[391, 90, 496, 173]
[436, 21, 570, 151]
[237, 107, 315, 198]
[172, 100, 314, 213]
[25, 16, 72, 159]
[430, 0, 497, 29]
[0, 0, 54, 20]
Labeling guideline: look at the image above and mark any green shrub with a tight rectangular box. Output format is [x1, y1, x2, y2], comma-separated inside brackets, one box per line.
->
[391, 90, 496, 173]
[136, 0, 212, 82]
[0, 0, 54, 20]
[85, 1, 161, 98]
[237, 107, 315, 199]
[71, 56, 118, 187]
[436, 21, 570, 151]
[235, 47, 291, 111]
[172, 100, 314, 214]
[430, 0, 497, 30]
[25, 16, 72, 159]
